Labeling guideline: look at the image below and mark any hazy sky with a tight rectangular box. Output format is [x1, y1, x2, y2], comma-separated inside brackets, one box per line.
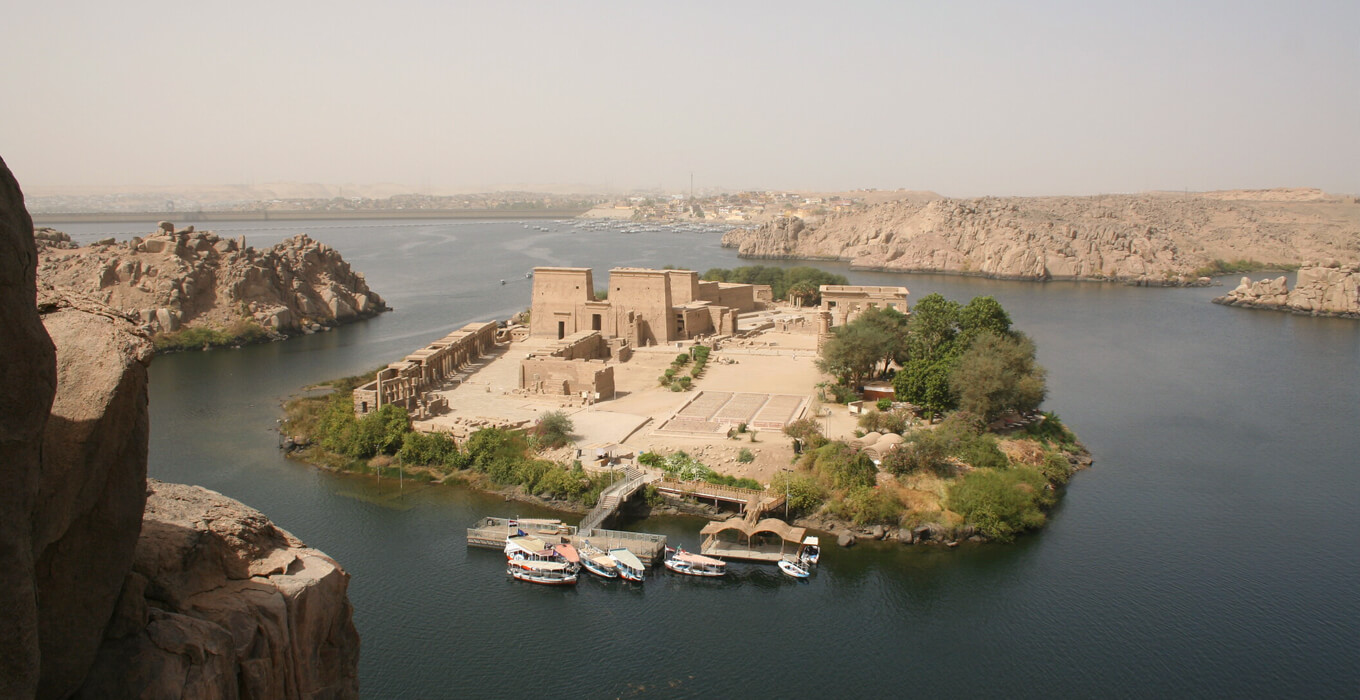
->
[3, 0, 1356, 196]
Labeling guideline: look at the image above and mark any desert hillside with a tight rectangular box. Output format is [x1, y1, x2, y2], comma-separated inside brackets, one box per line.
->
[722, 189, 1360, 283]
[36, 222, 386, 337]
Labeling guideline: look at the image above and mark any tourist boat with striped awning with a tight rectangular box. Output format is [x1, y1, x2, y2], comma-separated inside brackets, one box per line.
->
[507, 559, 578, 585]
[662, 547, 726, 577]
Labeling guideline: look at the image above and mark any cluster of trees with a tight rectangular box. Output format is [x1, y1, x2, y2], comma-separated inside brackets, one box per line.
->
[700, 265, 848, 305]
[299, 393, 606, 503]
[895, 294, 1046, 420]
[816, 293, 1047, 421]
[659, 346, 708, 391]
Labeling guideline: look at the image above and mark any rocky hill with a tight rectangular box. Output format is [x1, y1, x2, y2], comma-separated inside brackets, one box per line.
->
[37, 221, 386, 338]
[3, 157, 359, 697]
[1212, 261, 1360, 318]
[721, 190, 1360, 284]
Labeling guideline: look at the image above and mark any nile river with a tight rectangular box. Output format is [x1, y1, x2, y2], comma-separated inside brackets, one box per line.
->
[57, 220, 1360, 697]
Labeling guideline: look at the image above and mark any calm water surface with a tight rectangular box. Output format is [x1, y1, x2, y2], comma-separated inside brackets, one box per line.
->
[57, 220, 1360, 697]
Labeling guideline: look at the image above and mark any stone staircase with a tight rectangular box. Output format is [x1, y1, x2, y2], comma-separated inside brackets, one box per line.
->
[579, 466, 647, 535]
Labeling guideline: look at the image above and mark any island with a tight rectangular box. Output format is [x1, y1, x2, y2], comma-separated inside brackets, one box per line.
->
[284, 264, 1090, 548]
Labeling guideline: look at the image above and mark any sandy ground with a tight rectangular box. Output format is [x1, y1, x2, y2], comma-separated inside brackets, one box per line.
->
[419, 312, 854, 487]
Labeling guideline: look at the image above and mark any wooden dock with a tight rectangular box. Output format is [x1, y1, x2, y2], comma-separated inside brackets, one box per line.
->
[466, 516, 667, 564]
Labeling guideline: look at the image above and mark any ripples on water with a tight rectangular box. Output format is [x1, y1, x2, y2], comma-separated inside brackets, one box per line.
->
[50, 219, 1359, 697]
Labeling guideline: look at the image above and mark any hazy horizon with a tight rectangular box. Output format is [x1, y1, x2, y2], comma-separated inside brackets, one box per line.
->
[3, 1, 1356, 197]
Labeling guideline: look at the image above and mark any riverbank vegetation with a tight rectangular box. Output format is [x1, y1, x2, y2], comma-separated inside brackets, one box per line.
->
[802, 295, 1088, 541]
[283, 383, 613, 507]
[1191, 258, 1300, 277]
[153, 318, 271, 352]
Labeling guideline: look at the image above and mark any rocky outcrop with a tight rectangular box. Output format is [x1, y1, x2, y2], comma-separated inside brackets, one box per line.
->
[721, 193, 1359, 284]
[77, 481, 360, 700]
[0, 155, 57, 700]
[1213, 261, 1360, 318]
[2, 157, 359, 698]
[37, 221, 387, 336]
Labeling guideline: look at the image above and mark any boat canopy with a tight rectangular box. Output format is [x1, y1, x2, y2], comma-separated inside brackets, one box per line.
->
[590, 554, 618, 569]
[677, 551, 725, 567]
[507, 536, 546, 552]
[553, 544, 581, 563]
[802, 536, 820, 547]
[609, 549, 645, 570]
[699, 517, 807, 544]
[514, 560, 567, 571]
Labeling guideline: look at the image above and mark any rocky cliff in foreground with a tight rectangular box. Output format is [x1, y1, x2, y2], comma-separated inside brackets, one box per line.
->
[1212, 261, 1360, 318]
[37, 221, 386, 338]
[721, 191, 1360, 284]
[3, 157, 359, 698]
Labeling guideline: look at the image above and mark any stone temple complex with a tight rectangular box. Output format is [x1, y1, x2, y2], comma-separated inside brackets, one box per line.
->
[529, 266, 759, 345]
[352, 267, 912, 419]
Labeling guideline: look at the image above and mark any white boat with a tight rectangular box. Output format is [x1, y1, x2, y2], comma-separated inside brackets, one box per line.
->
[798, 536, 821, 566]
[582, 553, 620, 578]
[577, 540, 620, 578]
[609, 548, 647, 583]
[507, 559, 577, 585]
[778, 557, 811, 579]
[663, 547, 726, 577]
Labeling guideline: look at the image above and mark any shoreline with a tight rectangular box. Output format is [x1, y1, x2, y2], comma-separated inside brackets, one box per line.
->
[31, 207, 592, 225]
[720, 249, 1227, 287]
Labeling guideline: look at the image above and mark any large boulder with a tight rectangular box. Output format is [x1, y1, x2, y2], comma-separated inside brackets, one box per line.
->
[78, 481, 361, 699]
[0, 155, 56, 699]
[34, 287, 154, 699]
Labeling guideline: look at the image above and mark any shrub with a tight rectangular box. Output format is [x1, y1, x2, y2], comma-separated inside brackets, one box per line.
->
[770, 471, 826, 516]
[644, 484, 665, 506]
[396, 430, 465, 471]
[704, 473, 762, 490]
[638, 451, 664, 467]
[677, 376, 692, 389]
[658, 451, 714, 481]
[737, 422, 748, 433]
[876, 398, 893, 411]
[664, 368, 676, 379]
[947, 467, 1052, 541]
[1025, 411, 1077, 450]
[881, 429, 952, 477]
[658, 375, 671, 386]
[465, 428, 528, 472]
[675, 353, 690, 365]
[531, 411, 575, 449]
[828, 485, 903, 525]
[689, 365, 703, 378]
[738, 448, 755, 463]
[783, 418, 828, 450]
[806, 442, 877, 490]
[670, 383, 685, 392]
[1038, 450, 1075, 485]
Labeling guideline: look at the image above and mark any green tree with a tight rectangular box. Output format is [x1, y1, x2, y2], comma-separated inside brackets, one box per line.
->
[894, 356, 957, 417]
[906, 293, 961, 363]
[958, 295, 1012, 343]
[949, 331, 1047, 422]
[817, 321, 891, 388]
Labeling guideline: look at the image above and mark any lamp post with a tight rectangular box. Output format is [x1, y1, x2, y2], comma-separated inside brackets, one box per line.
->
[779, 467, 792, 521]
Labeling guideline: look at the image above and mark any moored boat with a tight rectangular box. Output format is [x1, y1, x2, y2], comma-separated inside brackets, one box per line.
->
[609, 548, 647, 583]
[798, 536, 821, 566]
[507, 559, 577, 585]
[577, 540, 620, 578]
[663, 547, 726, 577]
[778, 557, 811, 579]
[582, 553, 620, 578]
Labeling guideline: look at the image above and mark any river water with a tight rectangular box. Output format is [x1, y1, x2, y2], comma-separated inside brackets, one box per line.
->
[56, 220, 1360, 697]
